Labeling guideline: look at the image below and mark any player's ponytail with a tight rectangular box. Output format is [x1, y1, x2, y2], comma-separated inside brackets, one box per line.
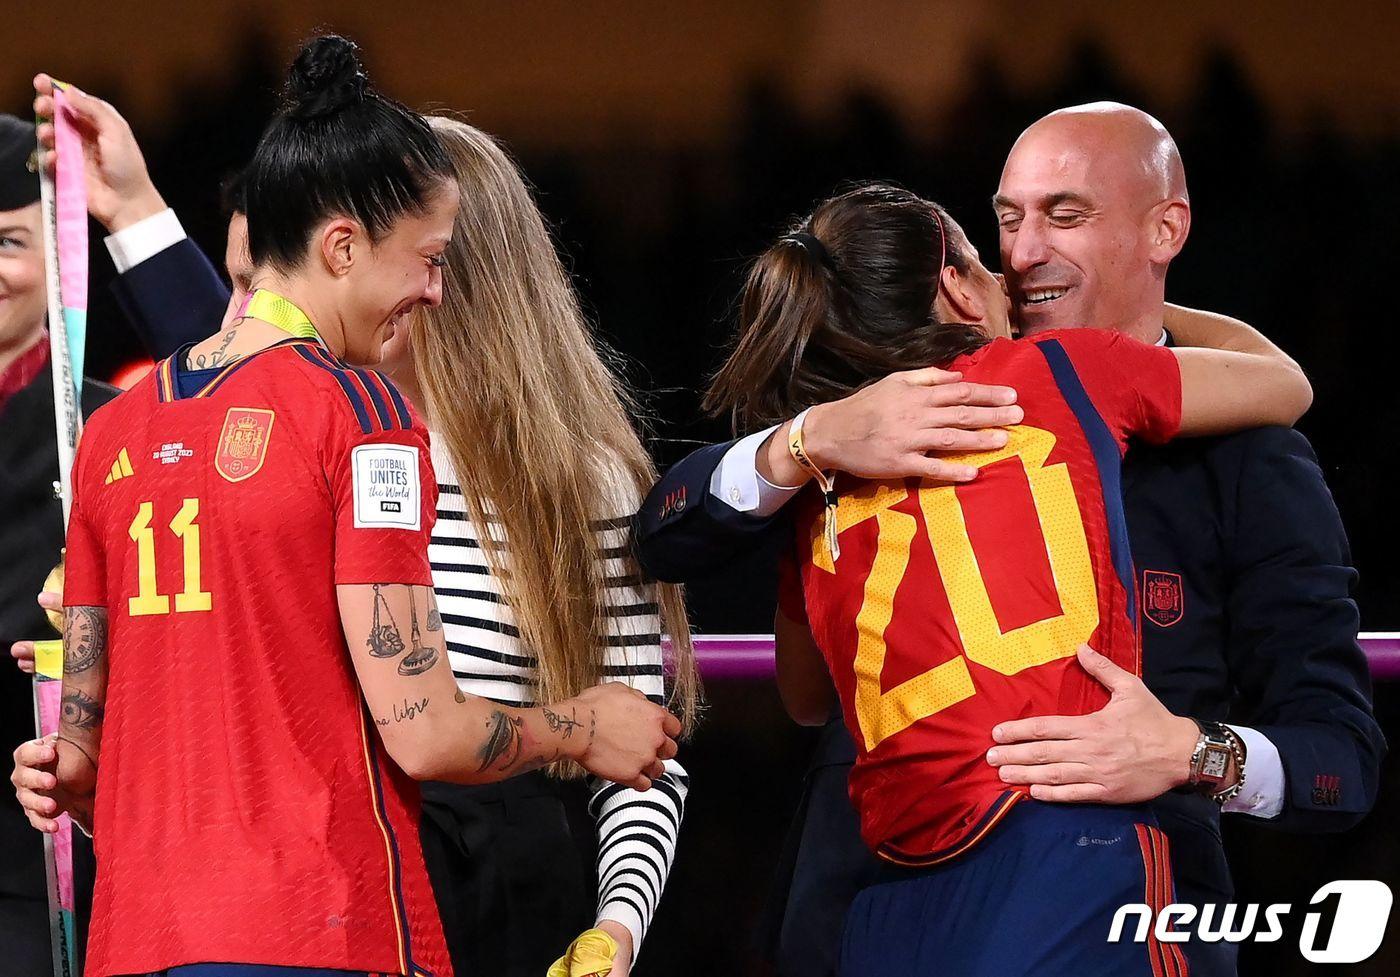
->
[705, 183, 989, 432]
[243, 33, 453, 270]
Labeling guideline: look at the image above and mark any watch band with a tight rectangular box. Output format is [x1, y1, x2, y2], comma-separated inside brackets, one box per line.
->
[1188, 719, 1247, 805]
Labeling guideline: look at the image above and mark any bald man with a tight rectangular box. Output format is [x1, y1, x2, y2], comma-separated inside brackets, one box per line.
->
[635, 103, 1381, 976]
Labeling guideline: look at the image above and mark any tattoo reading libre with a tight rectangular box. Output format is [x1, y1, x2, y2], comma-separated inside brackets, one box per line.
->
[375, 696, 430, 727]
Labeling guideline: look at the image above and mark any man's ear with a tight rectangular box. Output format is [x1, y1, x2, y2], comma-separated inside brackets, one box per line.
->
[1150, 199, 1191, 264]
[938, 264, 985, 324]
[319, 218, 359, 277]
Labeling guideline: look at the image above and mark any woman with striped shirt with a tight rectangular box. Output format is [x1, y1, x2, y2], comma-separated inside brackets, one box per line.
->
[376, 116, 700, 977]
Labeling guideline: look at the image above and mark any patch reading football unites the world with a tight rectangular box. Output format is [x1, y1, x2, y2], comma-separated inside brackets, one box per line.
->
[352, 443, 422, 530]
[215, 408, 275, 483]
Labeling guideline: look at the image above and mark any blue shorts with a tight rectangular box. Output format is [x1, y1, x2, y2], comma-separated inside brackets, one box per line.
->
[839, 800, 1189, 977]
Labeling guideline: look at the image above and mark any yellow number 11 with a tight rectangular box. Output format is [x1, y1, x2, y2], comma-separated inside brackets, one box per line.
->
[128, 499, 213, 616]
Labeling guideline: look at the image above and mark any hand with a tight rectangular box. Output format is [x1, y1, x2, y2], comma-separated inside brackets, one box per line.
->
[788, 368, 1022, 484]
[570, 683, 681, 791]
[11, 734, 63, 834]
[11, 592, 63, 675]
[596, 920, 634, 977]
[985, 645, 1201, 804]
[32, 73, 166, 232]
[547, 924, 629, 977]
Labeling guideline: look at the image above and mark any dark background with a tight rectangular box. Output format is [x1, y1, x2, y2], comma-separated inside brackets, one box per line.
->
[5, 3, 1399, 973]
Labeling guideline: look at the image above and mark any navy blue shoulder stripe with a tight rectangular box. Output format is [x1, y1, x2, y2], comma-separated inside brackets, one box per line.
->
[350, 366, 395, 431]
[292, 344, 373, 434]
[381, 373, 413, 428]
[1034, 338, 1137, 621]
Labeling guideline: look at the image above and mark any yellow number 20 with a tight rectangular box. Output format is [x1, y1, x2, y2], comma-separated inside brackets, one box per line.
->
[127, 499, 213, 617]
[812, 426, 1099, 751]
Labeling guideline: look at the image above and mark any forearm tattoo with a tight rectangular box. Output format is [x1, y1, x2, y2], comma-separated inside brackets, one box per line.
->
[63, 606, 107, 675]
[477, 711, 525, 772]
[60, 689, 104, 730]
[541, 705, 583, 739]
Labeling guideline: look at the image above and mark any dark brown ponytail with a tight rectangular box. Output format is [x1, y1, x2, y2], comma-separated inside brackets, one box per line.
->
[705, 183, 989, 432]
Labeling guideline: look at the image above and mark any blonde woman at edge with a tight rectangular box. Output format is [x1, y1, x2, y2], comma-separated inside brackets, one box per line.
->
[374, 116, 700, 977]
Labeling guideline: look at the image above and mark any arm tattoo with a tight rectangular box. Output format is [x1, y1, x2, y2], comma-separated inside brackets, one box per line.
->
[398, 586, 439, 676]
[63, 606, 107, 675]
[541, 705, 582, 739]
[476, 711, 524, 772]
[60, 689, 104, 731]
[367, 584, 406, 659]
[57, 734, 98, 769]
[375, 696, 430, 727]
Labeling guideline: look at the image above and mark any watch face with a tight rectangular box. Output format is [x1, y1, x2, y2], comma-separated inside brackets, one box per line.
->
[1202, 747, 1230, 780]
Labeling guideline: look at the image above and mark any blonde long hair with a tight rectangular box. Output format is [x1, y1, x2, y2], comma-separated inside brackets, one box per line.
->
[413, 116, 699, 762]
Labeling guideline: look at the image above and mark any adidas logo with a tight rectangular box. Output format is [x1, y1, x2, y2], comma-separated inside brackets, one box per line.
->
[104, 448, 134, 484]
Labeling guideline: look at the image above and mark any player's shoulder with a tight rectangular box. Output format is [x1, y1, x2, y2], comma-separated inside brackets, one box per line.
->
[275, 342, 423, 439]
[1026, 327, 1141, 358]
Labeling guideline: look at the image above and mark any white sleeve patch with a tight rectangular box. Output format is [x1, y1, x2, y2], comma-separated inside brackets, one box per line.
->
[351, 444, 422, 531]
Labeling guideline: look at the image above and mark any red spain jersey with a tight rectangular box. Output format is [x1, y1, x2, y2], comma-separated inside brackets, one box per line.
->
[779, 329, 1182, 867]
[63, 338, 450, 977]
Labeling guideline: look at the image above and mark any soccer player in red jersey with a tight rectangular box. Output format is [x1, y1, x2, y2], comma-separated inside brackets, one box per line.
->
[706, 184, 1312, 976]
[35, 36, 679, 977]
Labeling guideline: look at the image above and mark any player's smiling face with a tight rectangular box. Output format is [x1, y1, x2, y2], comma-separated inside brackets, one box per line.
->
[0, 203, 47, 350]
[993, 132, 1158, 337]
[343, 179, 459, 366]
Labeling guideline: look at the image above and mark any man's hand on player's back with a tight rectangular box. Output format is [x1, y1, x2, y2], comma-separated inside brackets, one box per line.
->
[758, 368, 1024, 488]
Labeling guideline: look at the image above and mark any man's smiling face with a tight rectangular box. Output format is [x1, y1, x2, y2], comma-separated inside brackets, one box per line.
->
[993, 106, 1186, 338]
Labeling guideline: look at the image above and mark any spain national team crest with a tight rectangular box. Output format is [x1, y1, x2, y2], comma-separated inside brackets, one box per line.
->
[215, 408, 275, 483]
[1143, 570, 1184, 628]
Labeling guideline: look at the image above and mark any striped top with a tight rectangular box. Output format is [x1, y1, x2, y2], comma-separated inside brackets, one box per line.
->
[428, 440, 687, 956]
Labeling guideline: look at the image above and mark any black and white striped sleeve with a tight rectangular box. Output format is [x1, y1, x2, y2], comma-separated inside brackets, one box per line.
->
[588, 759, 688, 960]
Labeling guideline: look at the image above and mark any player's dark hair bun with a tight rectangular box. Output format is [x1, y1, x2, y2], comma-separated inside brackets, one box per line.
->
[286, 34, 368, 120]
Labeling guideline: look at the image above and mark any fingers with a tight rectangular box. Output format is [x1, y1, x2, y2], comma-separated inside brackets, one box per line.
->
[37, 591, 61, 612]
[910, 427, 1010, 455]
[661, 711, 682, 738]
[925, 381, 1019, 410]
[985, 740, 1078, 768]
[996, 762, 1097, 787]
[34, 74, 55, 98]
[921, 402, 1025, 430]
[12, 762, 58, 793]
[23, 808, 61, 835]
[12, 737, 57, 773]
[1028, 783, 1111, 804]
[644, 759, 666, 782]
[895, 366, 963, 387]
[626, 774, 652, 792]
[10, 641, 36, 674]
[908, 457, 978, 484]
[1076, 644, 1137, 693]
[657, 736, 679, 761]
[991, 715, 1083, 744]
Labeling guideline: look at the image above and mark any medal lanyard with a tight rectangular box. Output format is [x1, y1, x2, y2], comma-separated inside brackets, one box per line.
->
[239, 288, 323, 342]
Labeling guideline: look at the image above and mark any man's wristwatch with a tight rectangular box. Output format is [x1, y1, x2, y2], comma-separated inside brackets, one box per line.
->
[1187, 719, 1247, 805]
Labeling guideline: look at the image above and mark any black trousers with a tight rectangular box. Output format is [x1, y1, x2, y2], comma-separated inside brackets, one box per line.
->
[420, 773, 597, 977]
